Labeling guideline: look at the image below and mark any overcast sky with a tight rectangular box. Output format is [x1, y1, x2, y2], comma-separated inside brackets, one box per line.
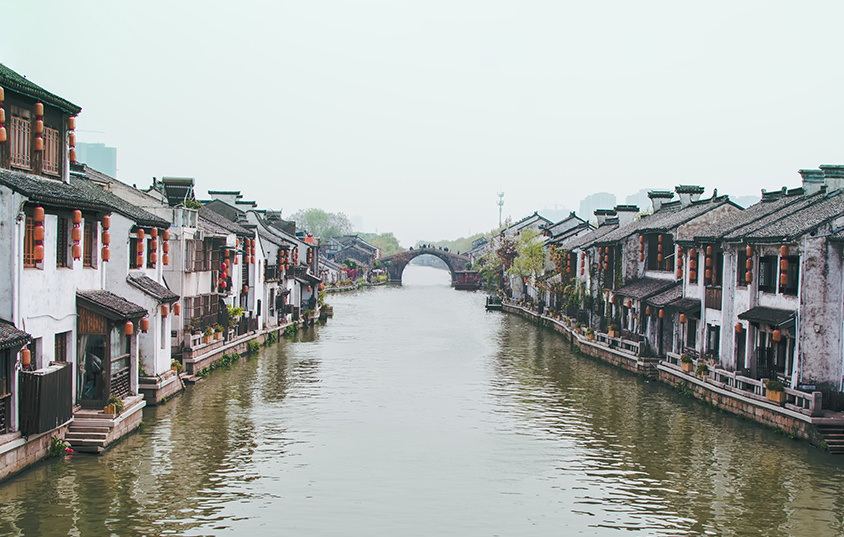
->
[6, 1, 844, 246]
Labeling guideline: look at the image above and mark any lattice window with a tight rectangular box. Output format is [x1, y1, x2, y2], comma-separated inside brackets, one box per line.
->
[23, 216, 36, 267]
[43, 127, 60, 176]
[56, 216, 69, 267]
[129, 237, 140, 268]
[83, 220, 95, 267]
[10, 115, 31, 169]
[55, 332, 68, 362]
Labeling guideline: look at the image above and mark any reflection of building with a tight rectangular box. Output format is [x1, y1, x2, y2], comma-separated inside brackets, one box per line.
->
[76, 142, 117, 178]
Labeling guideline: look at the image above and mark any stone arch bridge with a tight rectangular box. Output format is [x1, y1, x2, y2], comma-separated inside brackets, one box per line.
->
[379, 248, 475, 287]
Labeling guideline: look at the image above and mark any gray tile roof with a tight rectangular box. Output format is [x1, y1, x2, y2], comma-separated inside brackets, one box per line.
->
[738, 191, 844, 243]
[721, 191, 828, 243]
[738, 306, 796, 328]
[77, 290, 147, 320]
[613, 278, 677, 300]
[646, 285, 683, 307]
[0, 169, 112, 212]
[596, 197, 733, 245]
[562, 222, 619, 250]
[127, 274, 179, 303]
[671, 298, 702, 313]
[0, 320, 30, 350]
[693, 192, 810, 242]
[70, 172, 170, 228]
[0, 62, 81, 115]
[199, 206, 251, 237]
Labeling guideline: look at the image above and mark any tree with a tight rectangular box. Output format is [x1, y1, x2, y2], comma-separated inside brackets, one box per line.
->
[289, 208, 353, 238]
[356, 232, 405, 256]
[508, 228, 546, 296]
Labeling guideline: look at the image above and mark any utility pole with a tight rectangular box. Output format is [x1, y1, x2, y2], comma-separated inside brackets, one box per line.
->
[497, 191, 505, 228]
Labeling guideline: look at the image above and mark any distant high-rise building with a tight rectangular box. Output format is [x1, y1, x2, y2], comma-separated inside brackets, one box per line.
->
[76, 142, 117, 177]
[625, 189, 653, 213]
[579, 192, 616, 223]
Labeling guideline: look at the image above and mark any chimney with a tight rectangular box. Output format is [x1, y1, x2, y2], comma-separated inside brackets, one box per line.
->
[798, 169, 824, 195]
[594, 208, 615, 226]
[675, 185, 705, 207]
[819, 165, 844, 192]
[648, 190, 674, 212]
[613, 205, 639, 227]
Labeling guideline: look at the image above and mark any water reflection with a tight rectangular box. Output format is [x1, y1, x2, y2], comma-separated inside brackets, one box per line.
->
[0, 265, 843, 536]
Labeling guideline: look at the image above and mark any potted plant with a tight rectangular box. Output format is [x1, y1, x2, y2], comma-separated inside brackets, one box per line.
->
[575, 322, 582, 334]
[203, 326, 214, 344]
[696, 363, 710, 379]
[680, 354, 694, 372]
[214, 324, 223, 340]
[607, 324, 619, 338]
[171, 359, 182, 373]
[586, 327, 595, 340]
[765, 380, 786, 404]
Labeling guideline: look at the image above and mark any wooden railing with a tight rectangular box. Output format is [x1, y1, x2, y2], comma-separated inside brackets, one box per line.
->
[19, 363, 72, 436]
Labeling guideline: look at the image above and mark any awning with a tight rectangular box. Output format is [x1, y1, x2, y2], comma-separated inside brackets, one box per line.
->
[614, 278, 678, 300]
[0, 320, 31, 350]
[670, 298, 701, 314]
[127, 273, 179, 304]
[646, 285, 683, 307]
[77, 290, 147, 321]
[738, 306, 796, 329]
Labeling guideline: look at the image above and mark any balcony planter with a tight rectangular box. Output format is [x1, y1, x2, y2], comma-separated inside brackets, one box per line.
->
[203, 327, 214, 345]
[765, 380, 786, 404]
[680, 355, 694, 372]
[695, 363, 710, 379]
[586, 328, 595, 340]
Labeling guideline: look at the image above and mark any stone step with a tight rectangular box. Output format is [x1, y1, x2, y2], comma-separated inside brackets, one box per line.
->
[72, 418, 115, 428]
[67, 426, 110, 434]
[72, 445, 104, 454]
[67, 438, 106, 448]
[66, 432, 108, 441]
[182, 375, 203, 385]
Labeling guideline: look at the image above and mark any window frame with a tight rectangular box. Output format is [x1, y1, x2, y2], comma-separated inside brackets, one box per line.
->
[42, 126, 60, 176]
[23, 216, 36, 268]
[10, 109, 31, 170]
[83, 219, 96, 268]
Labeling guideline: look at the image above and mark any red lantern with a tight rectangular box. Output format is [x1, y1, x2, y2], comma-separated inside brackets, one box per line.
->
[102, 215, 110, 230]
[163, 253, 169, 266]
[689, 270, 696, 281]
[102, 231, 110, 245]
[735, 322, 743, 334]
[137, 254, 143, 267]
[658, 235, 663, 243]
[34, 244, 44, 262]
[151, 227, 158, 239]
[772, 329, 782, 342]
[150, 240, 157, 252]
[705, 257, 712, 268]
[125, 320, 134, 336]
[137, 241, 144, 254]
[626, 299, 632, 308]
[746, 245, 752, 257]
[140, 318, 150, 333]
[21, 348, 30, 366]
[746, 271, 752, 283]
[658, 243, 663, 253]
[706, 245, 713, 255]
[639, 253, 644, 262]
[34, 206, 45, 222]
[69, 148, 77, 163]
[102, 247, 110, 262]
[780, 245, 787, 257]
[224, 249, 230, 258]
[163, 242, 169, 253]
[680, 313, 687, 323]
[689, 248, 696, 257]
[646, 306, 651, 315]
[72, 226, 82, 242]
[73, 210, 82, 225]
[658, 253, 663, 263]
[34, 102, 44, 116]
[68, 116, 76, 130]
[780, 259, 788, 271]
[659, 309, 664, 319]
[163, 229, 170, 241]
[137, 228, 145, 240]
[639, 235, 644, 244]
[676, 268, 682, 279]
[72, 244, 82, 260]
[174, 303, 180, 316]
[705, 269, 711, 280]
[34, 225, 44, 242]
[251, 255, 256, 264]
[780, 273, 788, 285]
[150, 252, 157, 264]
[221, 263, 227, 272]
[746, 258, 752, 270]
[234, 255, 238, 265]
[161, 304, 168, 317]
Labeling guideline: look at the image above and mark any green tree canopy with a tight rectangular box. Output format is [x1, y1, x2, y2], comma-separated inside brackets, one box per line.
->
[357, 232, 405, 256]
[290, 208, 353, 238]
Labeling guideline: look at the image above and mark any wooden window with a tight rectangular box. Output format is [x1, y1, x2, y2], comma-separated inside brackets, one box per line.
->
[758, 256, 777, 293]
[780, 255, 799, 296]
[55, 332, 69, 362]
[83, 219, 95, 267]
[736, 250, 747, 287]
[10, 114, 31, 169]
[646, 234, 674, 271]
[56, 216, 69, 268]
[129, 237, 141, 268]
[23, 216, 36, 267]
[43, 127, 60, 176]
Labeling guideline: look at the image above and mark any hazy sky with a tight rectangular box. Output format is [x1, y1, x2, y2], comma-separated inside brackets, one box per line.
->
[5, 1, 844, 246]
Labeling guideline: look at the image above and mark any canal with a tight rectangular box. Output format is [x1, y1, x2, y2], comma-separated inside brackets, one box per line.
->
[1, 264, 843, 536]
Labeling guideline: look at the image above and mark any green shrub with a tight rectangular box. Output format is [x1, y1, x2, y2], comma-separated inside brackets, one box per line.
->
[265, 331, 278, 345]
[765, 379, 785, 392]
[247, 340, 260, 354]
[680, 354, 693, 364]
[170, 359, 182, 373]
[106, 394, 124, 415]
[696, 363, 710, 376]
[49, 436, 72, 457]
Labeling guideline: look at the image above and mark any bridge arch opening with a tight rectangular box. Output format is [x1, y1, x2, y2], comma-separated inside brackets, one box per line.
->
[378, 247, 479, 289]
